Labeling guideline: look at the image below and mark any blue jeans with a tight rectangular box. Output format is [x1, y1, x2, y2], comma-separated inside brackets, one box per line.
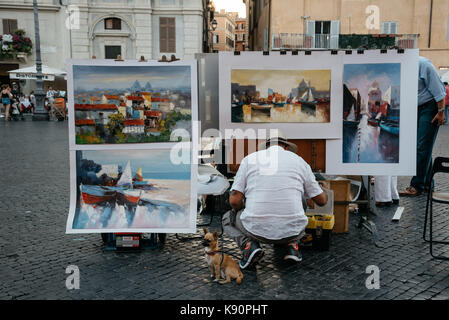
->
[410, 100, 439, 192]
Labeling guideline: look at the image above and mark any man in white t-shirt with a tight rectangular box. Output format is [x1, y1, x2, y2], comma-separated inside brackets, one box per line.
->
[46, 86, 56, 103]
[223, 131, 327, 269]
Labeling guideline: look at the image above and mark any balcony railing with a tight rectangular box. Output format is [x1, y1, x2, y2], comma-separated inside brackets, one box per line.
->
[272, 33, 419, 50]
[272, 33, 334, 50]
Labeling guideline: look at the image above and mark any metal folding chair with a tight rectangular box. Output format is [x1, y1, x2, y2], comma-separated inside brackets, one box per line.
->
[423, 157, 449, 260]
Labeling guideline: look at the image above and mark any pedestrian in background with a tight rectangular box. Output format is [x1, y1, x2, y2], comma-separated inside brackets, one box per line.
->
[20, 95, 33, 113]
[0, 84, 4, 118]
[444, 82, 449, 125]
[399, 56, 446, 197]
[30, 91, 36, 112]
[45, 97, 50, 113]
[374, 176, 399, 207]
[1, 84, 13, 121]
[46, 86, 56, 107]
[11, 82, 19, 97]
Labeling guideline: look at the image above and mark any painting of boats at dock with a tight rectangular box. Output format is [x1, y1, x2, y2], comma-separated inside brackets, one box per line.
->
[69, 63, 194, 145]
[67, 149, 195, 233]
[342, 63, 401, 163]
[231, 69, 331, 123]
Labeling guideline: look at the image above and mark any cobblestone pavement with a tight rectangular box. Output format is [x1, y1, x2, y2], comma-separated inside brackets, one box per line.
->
[1, 119, 449, 300]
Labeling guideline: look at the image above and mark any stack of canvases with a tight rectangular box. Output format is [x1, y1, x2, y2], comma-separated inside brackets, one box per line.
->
[66, 59, 198, 235]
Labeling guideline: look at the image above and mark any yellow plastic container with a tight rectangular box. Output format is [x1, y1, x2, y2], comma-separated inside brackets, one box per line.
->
[303, 214, 335, 251]
[306, 214, 335, 230]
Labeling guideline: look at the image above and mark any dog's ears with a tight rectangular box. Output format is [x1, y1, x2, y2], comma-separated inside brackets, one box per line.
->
[202, 227, 209, 234]
[213, 231, 218, 240]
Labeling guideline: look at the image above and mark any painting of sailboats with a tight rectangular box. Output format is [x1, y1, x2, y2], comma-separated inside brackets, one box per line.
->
[67, 149, 194, 233]
[342, 63, 400, 164]
[231, 69, 330, 123]
[80, 184, 116, 205]
[113, 161, 142, 205]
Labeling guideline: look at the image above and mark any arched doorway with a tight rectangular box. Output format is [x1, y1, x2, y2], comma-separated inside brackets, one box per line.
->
[90, 15, 136, 59]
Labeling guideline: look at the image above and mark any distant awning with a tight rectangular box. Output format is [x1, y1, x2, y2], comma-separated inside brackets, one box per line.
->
[8, 64, 66, 81]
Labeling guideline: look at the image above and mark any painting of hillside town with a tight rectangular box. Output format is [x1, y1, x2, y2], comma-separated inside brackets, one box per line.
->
[72, 65, 192, 144]
[342, 63, 401, 163]
[231, 69, 331, 123]
[68, 150, 192, 232]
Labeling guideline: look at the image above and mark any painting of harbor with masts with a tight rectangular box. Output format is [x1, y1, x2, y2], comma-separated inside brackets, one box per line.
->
[231, 69, 331, 123]
[342, 63, 401, 163]
[68, 150, 192, 232]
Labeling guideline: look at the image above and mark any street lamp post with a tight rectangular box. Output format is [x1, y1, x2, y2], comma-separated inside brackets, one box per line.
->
[32, 0, 49, 121]
[211, 19, 217, 52]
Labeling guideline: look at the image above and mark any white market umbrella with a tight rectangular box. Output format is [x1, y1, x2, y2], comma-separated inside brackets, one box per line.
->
[8, 64, 66, 81]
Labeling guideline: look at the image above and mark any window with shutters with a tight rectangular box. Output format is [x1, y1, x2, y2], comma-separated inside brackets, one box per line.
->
[2, 19, 18, 34]
[226, 36, 234, 48]
[382, 22, 398, 34]
[307, 20, 339, 49]
[159, 17, 176, 53]
[104, 18, 121, 30]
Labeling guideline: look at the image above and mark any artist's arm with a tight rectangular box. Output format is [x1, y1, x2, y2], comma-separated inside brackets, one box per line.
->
[312, 191, 328, 207]
[423, 61, 446, 126]
[229, 158, 247, 212]
[431, 99, 445, 126]
[303, 163, 328, 207]
[229, 190, 245, 211]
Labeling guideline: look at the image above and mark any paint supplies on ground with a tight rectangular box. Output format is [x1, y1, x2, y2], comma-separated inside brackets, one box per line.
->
[301, 214, 335, 251]
[302, 189, 334, 251]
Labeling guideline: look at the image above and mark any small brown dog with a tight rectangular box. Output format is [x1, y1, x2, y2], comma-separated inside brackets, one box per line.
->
[202, 227, 243, 284]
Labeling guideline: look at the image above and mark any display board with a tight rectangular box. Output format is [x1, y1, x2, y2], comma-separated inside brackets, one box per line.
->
[66, 59, 198, 234]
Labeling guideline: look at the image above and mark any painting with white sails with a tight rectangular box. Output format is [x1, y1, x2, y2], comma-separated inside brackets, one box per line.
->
[218, 51, 343, 139]
[66, 149, 196, 233]
[231, 69, 331, 123]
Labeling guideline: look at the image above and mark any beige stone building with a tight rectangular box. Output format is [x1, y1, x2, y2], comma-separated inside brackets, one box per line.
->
[244, 0, 449, 69]
[212, 9, 236, 51]
[235, 16, 248, 51]
[0, 0, 206, 91]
